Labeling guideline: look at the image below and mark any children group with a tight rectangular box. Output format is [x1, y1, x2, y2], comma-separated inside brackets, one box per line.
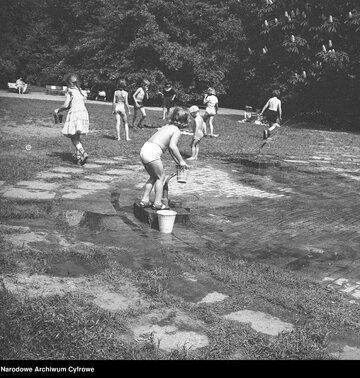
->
[54, 73, 281, 210]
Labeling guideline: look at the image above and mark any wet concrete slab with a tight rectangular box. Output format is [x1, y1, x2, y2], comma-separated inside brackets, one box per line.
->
[76, 181, 110, 190]
[61, 189, 98, 199]
[93, 159, 118, 165]
[223, 310, 294, 336]
[82, 163, 104, 169]
[36, 172, 71, 179]
[2, 188, 56, 200]
[133, 324, 209, 352]
[16, 181, 58, 190]
[198, 292, 229, 304]
[51, 166, 85, 174]
[83, 174, 115, 182]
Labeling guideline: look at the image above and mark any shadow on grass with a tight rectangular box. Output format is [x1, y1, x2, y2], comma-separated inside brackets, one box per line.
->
[48, 151, 74, 163]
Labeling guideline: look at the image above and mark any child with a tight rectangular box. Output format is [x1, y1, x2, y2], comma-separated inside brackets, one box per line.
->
[158, 82, 176, 120]
[54, 73, 89, 166]
[187, 105, 206, 161]
[112, 79, 131, 141]
[132, 79, 150, 129]
[203, 87, 219, 137]
[260, 89, 282, 139]
[139, 107, 189, 210]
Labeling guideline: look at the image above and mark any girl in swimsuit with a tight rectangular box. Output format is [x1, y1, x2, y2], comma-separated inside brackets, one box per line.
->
[112, 79, 131, 141]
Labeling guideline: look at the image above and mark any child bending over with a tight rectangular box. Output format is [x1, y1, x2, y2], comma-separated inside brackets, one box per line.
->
[260, 90, 282, 139]
[187, 105, 206, 161]
[139, 107, 189, 210]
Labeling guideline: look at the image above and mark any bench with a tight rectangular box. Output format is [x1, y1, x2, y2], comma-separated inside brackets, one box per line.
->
[8, 82, 30, 94]
[46, 85, 67, 95]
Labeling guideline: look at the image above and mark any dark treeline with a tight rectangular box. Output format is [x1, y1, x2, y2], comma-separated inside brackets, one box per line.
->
[0, 0, 359, 125]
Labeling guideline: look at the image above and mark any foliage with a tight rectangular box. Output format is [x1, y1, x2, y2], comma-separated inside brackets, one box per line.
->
[0, 0, 359, 124]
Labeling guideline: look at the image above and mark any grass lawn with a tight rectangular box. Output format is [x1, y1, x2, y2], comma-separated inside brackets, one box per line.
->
[1, 96, 360, 360]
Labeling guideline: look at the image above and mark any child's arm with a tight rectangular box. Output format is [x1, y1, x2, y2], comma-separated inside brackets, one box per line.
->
[168, 129, 188, 168]
[171, 90, 176, 101]
[54, 90, 71, 114]
[278, 101, 282, 121]
[215, 100, 219, 114]
[125, 92, 131, 115]
[133, 88, 141, 107]
[203, 94, 208, 105]
[260, 100, 270, 116]
[112, 92, 117, 113]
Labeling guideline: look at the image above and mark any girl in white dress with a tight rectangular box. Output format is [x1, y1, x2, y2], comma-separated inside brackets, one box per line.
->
[112, 80, 131, 141]
[54, 74, 90, 165]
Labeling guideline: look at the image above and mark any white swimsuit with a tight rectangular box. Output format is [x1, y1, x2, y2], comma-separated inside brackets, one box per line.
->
[140, 142, 163, 165]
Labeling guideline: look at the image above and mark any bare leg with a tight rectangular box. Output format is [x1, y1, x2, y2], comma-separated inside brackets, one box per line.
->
[141, 159, 165, 205]
[162, 108, 166, 120]
[187, 140, 198, 160]
[121, 113, 131, 141]
[209, 115, 214, 135]
[132, 106, 138, 128]
[202, 113, 209, 135]
[137, 108, 146, 128]
[115, 113, 121, 140]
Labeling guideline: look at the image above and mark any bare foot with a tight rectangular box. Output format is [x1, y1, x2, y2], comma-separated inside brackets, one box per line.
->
[187, 156, 197, 161]
[126, 138, 132, 141]
[117, 138, 121, 141]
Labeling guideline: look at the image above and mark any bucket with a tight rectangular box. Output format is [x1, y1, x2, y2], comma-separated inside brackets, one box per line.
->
[53, 114, 63, 124]
[157, 210, 177, 233]
[177, 165, 189, 183]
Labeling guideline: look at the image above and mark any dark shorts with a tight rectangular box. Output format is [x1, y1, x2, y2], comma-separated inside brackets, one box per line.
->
[162, 97, 173, 109]
[266, 109, 279, 123]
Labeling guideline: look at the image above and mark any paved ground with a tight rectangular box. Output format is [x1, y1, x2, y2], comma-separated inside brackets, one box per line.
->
[1, 104, 360, 357]
[0, 90, 246, 116]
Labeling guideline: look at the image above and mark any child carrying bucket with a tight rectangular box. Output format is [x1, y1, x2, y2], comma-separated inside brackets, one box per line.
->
[139, 107, 189, 210]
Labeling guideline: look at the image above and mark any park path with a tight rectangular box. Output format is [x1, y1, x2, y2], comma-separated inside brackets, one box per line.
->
[1, 122, 360, 358]
[0, 90, 245, 116]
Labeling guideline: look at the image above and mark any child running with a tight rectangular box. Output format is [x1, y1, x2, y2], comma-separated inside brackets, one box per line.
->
[187, 105, 207, 161]
[158, 82, 176, 120]
[54, 73, 89, 166]
[139, 107, 189, 210]
[112, 79, 131, 141]
[132, 79, 150, 129]
[203, 87, 219, 137]
[260, 89, 282, 139]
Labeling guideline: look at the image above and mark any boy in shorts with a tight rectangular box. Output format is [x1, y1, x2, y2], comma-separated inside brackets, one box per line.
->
[132, 79, 150, 129]
[187, 105, 207, 161]
[260, 90, 282, 139]
[139, 107, 189, 210]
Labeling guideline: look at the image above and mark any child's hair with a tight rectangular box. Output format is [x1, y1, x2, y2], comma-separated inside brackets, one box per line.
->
[142, 79, 150, 86]
[165, 82, 171, 86]
[64, 73, 84, 96]
[118, 79, 126, 90]
[169, 107, 189, 128]
[272, 89, 280, 97]
[207, 87, 216, 95]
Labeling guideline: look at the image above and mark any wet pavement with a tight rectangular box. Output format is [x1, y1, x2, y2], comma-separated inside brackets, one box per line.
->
[1, 124, 360, 357]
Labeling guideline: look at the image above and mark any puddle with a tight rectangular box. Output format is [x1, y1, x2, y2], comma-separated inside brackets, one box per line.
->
[48, 259, 95, 277]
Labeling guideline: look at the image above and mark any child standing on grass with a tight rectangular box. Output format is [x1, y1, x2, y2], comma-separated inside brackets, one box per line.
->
[203, 87, 219, 137]
[132, 79, 150, 129]
[158, 82, 176, 120]
[260, 89, 282, 139]
[139, 107, 189, 210]
[187, 105, 206, 161]
[54, 73, 89, 166]
[113, 79, 131, 141]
